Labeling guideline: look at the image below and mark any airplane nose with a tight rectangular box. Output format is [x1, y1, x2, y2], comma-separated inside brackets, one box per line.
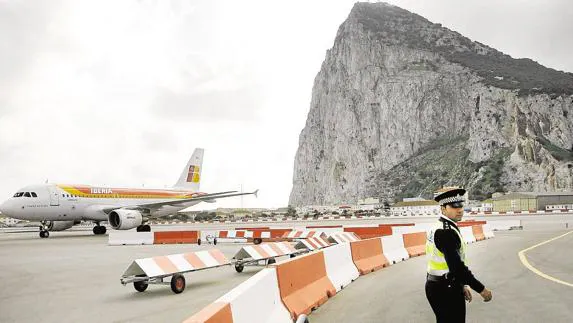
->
[0, 201, 10, 216]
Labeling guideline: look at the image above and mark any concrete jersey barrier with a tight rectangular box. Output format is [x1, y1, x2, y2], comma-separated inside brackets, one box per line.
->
[402, 232, 426, 257]
[322, 243, 359, 292]
[108, 232, 154, 245]
[272, 251, 336, 320]
[350, 238, 389, 275]
[381, 234, 410, 264]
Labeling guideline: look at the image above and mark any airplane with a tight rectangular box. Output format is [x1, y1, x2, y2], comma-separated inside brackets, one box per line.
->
[0, 148, 257, 238]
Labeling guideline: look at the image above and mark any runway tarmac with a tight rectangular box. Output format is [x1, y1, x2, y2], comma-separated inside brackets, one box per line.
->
[312, 229, 573, 323]
[0, 215, 572, 323]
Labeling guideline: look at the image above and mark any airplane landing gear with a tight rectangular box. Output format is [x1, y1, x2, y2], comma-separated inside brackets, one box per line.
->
[93, 225, 107, 235]
[39, 220, 49, 238]
[136, 224, 151, 232]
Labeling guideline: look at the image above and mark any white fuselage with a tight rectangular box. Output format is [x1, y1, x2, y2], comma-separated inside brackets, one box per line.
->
[0, 184, 202, 223]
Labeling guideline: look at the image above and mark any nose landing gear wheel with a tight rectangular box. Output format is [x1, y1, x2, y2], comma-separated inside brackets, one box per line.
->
[234, 264, 244, 273]
[39, 231, 49, 238]
[93, 226, 107, 235]
[170, 274, 186, 294]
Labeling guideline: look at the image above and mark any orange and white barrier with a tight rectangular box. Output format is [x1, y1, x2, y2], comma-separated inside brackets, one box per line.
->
[272, 251, 336, 320]
[402, 232, 426, 257]
[183, 222, 502, 322]
[343, 226, 392, 239]
[350, 238, 389, 275]
[322, 243, 359, 292]
[381, 234, 410, 264]
[121, 249, 229, 279]
[154, 231, 200, 244]
[184, 268, 292, 323]
[109, 231, 201, 245]
[472, 225, 486, 241]
[295, 237, 332, 251]
[283, 230, 327, 239]
[460, 226, 476, 244]
[233, 242, 298, 261]
[108, 232, 154, 245]
[328, 232, 360, 244]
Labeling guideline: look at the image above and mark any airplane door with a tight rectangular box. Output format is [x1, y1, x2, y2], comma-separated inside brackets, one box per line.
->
[47, 186, 60, 206]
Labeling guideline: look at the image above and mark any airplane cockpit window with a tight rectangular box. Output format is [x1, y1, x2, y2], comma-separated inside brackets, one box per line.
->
[13, 192, 24, 197]
[24, 192, 31, 197]
[31, 192, 38, 197]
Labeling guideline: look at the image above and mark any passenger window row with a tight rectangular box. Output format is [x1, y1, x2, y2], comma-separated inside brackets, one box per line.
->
[13, 192, 38, 198]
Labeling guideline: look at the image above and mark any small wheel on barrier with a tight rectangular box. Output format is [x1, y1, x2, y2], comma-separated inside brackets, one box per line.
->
[267, 258, 276, 265]
[213, 238, 218, 245]
[133, 275, 148, 292]
[197, 238, 202, 245]
[170, 274, 186, 294]
[133, 280, 148, 292]
[234, 264, 244, 273]
[253, 238, 262, 245]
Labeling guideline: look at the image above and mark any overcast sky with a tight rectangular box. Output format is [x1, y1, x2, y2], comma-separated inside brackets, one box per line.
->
[1, 0, 571, 210]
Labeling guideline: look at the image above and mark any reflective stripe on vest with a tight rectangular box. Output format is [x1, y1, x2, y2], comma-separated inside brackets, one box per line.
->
[426, 220, 467, 276]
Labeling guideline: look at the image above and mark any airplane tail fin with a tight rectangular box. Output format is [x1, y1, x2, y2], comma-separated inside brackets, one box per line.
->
[173, 148, 204, 191]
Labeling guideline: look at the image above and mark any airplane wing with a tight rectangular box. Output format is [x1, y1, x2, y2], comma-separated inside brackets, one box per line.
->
[102, 190, 258, 214]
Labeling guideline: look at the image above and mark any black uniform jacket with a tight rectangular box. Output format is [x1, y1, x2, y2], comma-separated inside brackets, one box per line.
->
[434, 216, 485, 293]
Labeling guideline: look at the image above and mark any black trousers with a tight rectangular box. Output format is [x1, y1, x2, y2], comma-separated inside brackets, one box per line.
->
[425, 280, 466, 323]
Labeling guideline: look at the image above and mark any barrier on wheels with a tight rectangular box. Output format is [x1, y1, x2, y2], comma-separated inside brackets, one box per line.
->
[322, 243, 359, 292]
[350, 238, 389, 275]
[282, 230, 327, 239]
[472, 225, 485, 241]
[295, 237, 332, 251]
[108, 232, 154, 245]
[328, 232, 360, 244]
[381, 234, 410, 264]
[120, 249, 229, 294]
[272, 251, 336, 320]
[460, 226, 476, 244]
[402, 232, 426, 257]
[234, 242, 299, 261]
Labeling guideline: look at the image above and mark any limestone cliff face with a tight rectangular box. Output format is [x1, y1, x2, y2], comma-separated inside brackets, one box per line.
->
[289, 2, 573, 206]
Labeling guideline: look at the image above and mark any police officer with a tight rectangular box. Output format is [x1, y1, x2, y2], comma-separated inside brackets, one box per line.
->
[425, 187, 492, 323]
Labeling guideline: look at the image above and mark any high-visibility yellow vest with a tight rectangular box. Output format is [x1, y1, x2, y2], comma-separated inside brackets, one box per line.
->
[426, 220, 467, 276]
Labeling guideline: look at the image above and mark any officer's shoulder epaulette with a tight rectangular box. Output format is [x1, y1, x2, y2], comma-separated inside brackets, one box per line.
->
[442, 221, 452, 230]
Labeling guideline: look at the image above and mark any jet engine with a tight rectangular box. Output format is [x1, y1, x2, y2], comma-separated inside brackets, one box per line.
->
[108, 209, 143, 230]
[46, 220, 79, 231]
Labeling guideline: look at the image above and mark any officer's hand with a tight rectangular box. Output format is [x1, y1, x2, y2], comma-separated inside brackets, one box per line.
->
[464, 286, 472, 303]
[480, 288, 492, 302]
